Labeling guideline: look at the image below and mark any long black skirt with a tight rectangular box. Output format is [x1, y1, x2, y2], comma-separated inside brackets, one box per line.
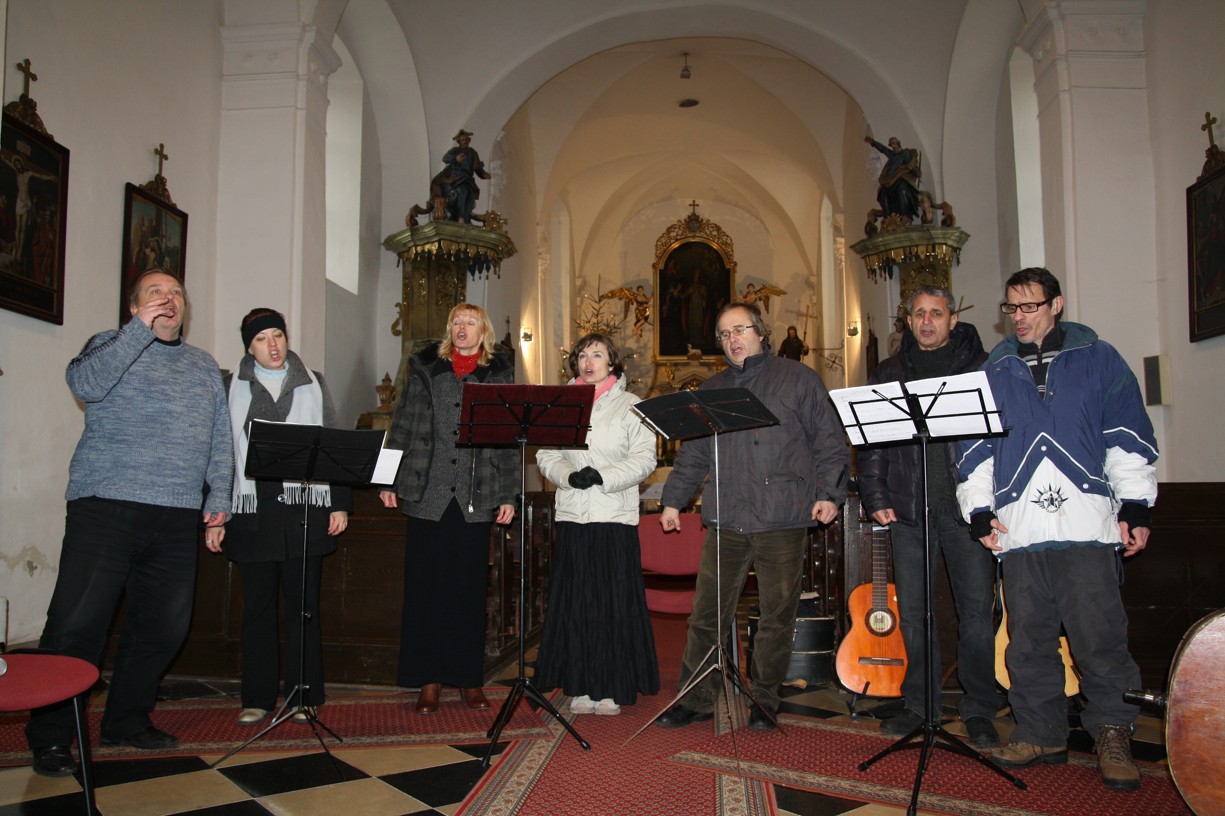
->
[534, 521, 660, 705]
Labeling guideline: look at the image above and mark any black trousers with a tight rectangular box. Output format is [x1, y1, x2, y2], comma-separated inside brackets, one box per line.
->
[398, 500, 491, 688]
[27, 498, 198, 748]
[237, 555, 325, 709]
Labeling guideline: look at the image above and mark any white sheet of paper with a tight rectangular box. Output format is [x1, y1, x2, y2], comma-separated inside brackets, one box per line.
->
[371, 448, 404, 485]
[829, 382, 917, 446]
[906, 370, 1003, 437]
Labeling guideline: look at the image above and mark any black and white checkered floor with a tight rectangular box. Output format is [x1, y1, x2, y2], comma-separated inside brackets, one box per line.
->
[0, 671, 1167, 816]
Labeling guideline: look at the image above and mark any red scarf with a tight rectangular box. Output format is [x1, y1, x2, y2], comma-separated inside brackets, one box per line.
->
[452, 351, 480, 379]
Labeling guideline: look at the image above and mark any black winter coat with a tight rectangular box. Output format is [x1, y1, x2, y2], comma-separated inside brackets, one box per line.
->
[857, 323, 987, 527]
[222, 352, 353, 563]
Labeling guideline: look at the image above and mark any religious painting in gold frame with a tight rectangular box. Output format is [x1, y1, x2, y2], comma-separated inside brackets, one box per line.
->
[1187, 161, 1225, 341]
[0, 113, 70, 325]
[653, 212, 737, 361]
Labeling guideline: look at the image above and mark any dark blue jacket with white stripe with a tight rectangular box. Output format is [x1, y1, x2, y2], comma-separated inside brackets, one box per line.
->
[955, 322, 1158, 556]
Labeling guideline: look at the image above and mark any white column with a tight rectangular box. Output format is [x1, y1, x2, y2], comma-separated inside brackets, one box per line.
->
[1018, 0, 1158, 367]
[216, 22, 340, 364]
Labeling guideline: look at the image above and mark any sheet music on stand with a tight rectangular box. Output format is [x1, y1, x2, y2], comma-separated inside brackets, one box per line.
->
[830, 370, 1003, 446]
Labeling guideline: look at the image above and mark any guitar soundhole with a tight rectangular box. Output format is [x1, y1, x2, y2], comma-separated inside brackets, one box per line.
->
[866, 608, 897, 636]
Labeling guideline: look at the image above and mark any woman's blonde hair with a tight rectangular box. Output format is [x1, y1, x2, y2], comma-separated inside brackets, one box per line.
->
[439, 302, 497, 365]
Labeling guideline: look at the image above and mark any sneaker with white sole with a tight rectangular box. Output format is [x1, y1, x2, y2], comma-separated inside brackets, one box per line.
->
[569, 695, 597, 714]
[594, 698, 621, 716]
[291, 705, 317, 724]
[236, 708, 268, 726]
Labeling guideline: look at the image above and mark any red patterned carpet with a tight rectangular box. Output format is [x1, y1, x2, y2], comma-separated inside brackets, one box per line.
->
[0, 688, 550, 765]
[459, 615, 772, 816]
[668, 715, 1192, 816]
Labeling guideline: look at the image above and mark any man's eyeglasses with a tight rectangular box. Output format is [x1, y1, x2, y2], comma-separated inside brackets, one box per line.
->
[716, 325, 756, 342]
[1000, 299, 1051, 315]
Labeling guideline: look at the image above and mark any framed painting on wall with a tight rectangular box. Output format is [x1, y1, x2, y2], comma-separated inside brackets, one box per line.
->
[654, 239, 735, 359]
[0, 113, 70, 325]
[120, 182, 187, 326]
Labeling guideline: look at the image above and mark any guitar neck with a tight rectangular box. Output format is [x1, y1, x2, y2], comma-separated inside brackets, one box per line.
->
[871, 525, 889, 609]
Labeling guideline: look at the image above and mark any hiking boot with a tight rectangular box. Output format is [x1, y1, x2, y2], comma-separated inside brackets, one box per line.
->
[989, 740, 1068, 769]
[1096, 725, 1141, 792]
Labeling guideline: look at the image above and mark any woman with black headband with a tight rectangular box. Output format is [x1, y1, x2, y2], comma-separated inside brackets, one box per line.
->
[210, 308, 351, 726]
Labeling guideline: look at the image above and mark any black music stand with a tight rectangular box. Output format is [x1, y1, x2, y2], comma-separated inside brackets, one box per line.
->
[834, 374, 1022, 815]
[456, 383, 596, 768]
[210, 420, 386, 770]
[626, 387, 780, 742]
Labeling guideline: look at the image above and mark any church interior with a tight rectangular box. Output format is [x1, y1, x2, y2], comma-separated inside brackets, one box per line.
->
[1, 1, 1224, 814]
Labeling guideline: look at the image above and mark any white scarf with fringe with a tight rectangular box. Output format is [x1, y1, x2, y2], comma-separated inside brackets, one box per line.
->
[228, 365, 331, 514]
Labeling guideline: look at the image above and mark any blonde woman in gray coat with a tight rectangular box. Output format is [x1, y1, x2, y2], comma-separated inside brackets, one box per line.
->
[534, 333, 660, 715]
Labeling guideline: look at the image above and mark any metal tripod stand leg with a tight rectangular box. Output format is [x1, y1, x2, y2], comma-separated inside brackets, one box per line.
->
[210, 492, 343, 775]
[855, 429, 1022, 815]
[480, 438, 590, 768]
[626, 429, 778, 742]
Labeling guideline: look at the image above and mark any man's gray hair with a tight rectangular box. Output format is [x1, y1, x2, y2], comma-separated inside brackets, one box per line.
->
[905, 285, 955, 315]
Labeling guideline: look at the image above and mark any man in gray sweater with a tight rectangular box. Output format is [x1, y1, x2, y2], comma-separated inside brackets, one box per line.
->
[656, 302, 849, 731]
[27, 270, 233, 777]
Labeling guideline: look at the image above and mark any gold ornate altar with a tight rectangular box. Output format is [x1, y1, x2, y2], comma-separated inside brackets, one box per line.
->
[645, 208, 735, 398]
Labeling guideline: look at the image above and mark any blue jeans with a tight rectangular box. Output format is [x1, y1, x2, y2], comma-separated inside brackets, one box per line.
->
[890, 513, 999, 720]
[26, 497, 199, 748]
[678, 526, 805, 713]
[1002, 545, 1140, 747]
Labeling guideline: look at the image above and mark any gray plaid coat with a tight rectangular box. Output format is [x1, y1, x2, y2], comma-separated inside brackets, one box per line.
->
[385, 342, 518, 515]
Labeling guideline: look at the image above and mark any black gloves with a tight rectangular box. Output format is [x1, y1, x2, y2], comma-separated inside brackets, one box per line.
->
[969, 510, 997, 539]
[567, 466, 604, 489]
[1117, 502, 1150, 531]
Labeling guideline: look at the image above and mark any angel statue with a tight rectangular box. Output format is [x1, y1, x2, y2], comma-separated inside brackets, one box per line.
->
[740, 282, 787, 314]
[600, 284, 652, 337]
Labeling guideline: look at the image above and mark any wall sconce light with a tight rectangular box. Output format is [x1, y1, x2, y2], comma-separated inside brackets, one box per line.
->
[520, 326, 533, 343]
[847, 320, 860, 337]
[680, 52, 692, 80]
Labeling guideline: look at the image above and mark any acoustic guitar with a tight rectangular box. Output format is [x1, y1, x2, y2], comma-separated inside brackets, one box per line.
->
[835, 524, 907, 697]
[994, 582, 1081, 697]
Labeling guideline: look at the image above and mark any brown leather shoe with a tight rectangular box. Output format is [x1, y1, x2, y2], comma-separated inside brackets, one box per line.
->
[463, 687, 490, 710]
[414, 683, 441, 715]
[989, 740, 1068, 769]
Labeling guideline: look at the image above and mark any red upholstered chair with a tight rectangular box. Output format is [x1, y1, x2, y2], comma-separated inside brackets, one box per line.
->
[0, 652, 99, 814]
[639, 512, 707, 615]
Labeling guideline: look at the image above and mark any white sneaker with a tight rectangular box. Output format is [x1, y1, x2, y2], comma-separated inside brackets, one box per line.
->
[569, 695, 597, 714]
[291, 705, 317, 724]
[594, 698, 621, 716]
[236, 708, 268, 726]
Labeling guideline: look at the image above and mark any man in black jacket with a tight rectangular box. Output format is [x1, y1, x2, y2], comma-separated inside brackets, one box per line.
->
[857, 286, 999, 746]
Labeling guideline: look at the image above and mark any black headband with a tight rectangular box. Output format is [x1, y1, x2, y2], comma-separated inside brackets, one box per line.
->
[241, 313, 287, 350]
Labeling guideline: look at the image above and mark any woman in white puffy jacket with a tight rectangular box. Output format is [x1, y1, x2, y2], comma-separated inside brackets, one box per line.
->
[534, 332, 661, 715]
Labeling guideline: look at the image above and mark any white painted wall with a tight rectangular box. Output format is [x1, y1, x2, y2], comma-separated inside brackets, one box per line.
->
[1144, 0, 1225, 481]
[0, 0, 226, 643]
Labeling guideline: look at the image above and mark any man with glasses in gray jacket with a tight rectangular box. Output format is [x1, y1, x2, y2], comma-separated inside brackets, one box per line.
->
[655, 301, 849, 732]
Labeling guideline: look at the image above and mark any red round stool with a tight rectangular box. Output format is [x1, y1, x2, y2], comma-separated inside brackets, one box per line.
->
[0, 653, 100, 814]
